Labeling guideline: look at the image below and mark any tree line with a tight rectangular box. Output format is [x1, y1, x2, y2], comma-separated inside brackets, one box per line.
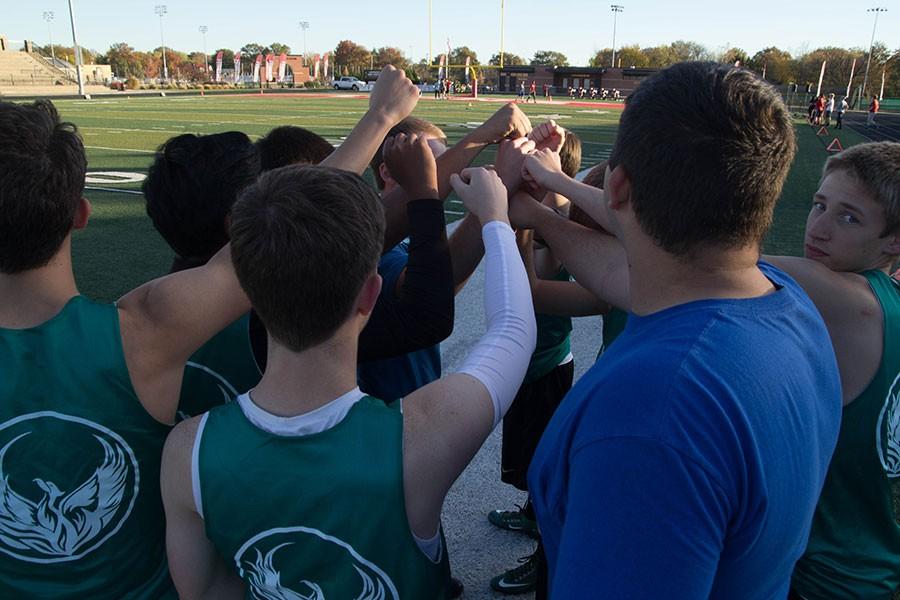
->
[33, 38, 899, 96]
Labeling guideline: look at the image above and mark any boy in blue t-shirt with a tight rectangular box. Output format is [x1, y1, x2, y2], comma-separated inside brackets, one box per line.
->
[510, 62, 842, 598]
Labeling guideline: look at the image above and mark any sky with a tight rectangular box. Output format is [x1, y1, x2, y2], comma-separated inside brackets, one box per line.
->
[4, 0, 898, 65]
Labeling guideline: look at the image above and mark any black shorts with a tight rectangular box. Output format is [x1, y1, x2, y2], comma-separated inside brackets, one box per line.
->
[501, 360, 575, 490]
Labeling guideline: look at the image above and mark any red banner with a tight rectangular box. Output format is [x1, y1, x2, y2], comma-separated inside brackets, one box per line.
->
[214, 51, 223, 82]
[253, 55, 263, 83]
[278, 52, 288, 83]
[233, 51, 242, 83]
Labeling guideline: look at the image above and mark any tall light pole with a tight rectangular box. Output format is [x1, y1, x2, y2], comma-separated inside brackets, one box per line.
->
[428, 0, 432, 67]
[298, 21, 309, 63]
[199, 25, 208, 79]
[500, 0, 505, 69]
[43, 11, 56, 64]
[155, 5, 168, 82]
[66, 0, 84, 96]
[861, 7, 887, 101]
[610, 5, 624, 68]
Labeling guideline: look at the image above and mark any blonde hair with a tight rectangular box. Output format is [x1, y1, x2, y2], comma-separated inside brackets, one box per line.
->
[823, 142, 900, 235]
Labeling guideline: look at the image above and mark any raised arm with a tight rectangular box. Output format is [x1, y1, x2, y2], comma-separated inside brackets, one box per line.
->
[161, 418, 245, 600]
[118, 244, 250, 424]
[523, 149, 611, 230]
[358, 134, 454, 361]
[320, 65, 420, 175]
[510, 191, 630, 312]
[519, 228, 610, 317]
[402, 168, 537, 540]
[381, 103, 532, 251]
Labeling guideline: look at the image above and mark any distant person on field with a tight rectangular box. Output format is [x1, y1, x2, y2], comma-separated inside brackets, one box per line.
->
[824, 93, 835, 126]
[868, 95, 879, 127]
[518, 81, 526, 102]
[528, 80, 537, 103]
[836, 96, 849, 129]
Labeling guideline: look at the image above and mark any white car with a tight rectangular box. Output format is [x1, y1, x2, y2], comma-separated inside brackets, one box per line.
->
[332, 76, 371, 91]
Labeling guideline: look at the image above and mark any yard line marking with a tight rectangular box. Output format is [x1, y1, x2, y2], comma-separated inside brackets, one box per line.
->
[85, 186, 144, 195]
[84, 145, 156, 154]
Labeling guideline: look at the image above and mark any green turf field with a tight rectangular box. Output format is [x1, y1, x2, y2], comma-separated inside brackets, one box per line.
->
[48, 93, 869, 302]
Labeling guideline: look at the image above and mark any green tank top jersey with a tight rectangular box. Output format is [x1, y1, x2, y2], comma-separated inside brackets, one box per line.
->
[524, 269, 573, 384]
[178, 314, 261, 420]
[198, 395, 451, 599]
[596, 307, 629, 361]
[793, 270, 900, 599]
[0, 296, 174, 599]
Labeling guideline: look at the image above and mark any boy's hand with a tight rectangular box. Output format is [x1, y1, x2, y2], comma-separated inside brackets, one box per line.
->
[450, 168, 509, 225]
[494, 137, 536, 193]
[470, 103, 532, 145]
[368, 65, 420, 126]
[528, 120, 566, 153]
[382, 133, 439, 199]
[522, 148, 565, 191]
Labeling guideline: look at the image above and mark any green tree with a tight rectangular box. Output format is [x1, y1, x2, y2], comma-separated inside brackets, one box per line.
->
[269, 42, 291, 56]
[668, 40, 710, 62]
[240, 43, 266, 64]
[748, 47, 794, 83]
[642, 45, 676, 67]
[488, 52, 525, 66]
[531, 50, 569, 67]
[449, 46, 479, 66]
[98, 43, 139, 78]
[333, 40, 371, 76]
[372, 46, 408, 70]
[721, 47, 749, 66]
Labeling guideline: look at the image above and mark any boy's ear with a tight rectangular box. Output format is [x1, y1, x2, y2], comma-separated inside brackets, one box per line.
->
[884, 231, 900, 257]
[73, 197, 92, 230]
[379, 163, 395, 188]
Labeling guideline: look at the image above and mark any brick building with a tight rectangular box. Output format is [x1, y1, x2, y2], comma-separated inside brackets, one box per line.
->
[495, 65, 657, 96]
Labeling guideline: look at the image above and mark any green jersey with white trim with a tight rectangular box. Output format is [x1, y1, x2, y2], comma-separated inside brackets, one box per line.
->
[198, 394, 451, 599]
[178, 314, 261, 420]
[793, 271, 900, 599]
[0, 296, 174, 598]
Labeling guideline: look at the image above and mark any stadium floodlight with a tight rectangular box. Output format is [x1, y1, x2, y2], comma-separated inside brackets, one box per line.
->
[861, 7, 887, 101]
[66, 0, 85, 96]
[42, 11, 56, 65]
[298, 21, 309, 61]
[610, 5, 624, 69]
[199, 25, 208, 79]
[155, 5, 168, 82]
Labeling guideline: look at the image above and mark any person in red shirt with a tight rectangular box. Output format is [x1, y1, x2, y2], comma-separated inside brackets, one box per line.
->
[815, 95, 826, 125]
[528, 80, 537, 103]
[868, 95, 880, 127]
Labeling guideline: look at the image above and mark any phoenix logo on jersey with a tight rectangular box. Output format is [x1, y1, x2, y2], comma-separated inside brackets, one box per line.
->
[877, 372, 900, 478]
[235, 526, 398, 600]
[0, 412, 139, 563]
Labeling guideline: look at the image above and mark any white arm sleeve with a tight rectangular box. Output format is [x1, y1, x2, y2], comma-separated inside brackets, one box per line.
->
[457, 221, 537, 428]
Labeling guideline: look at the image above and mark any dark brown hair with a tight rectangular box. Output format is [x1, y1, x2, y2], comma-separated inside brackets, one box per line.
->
[230, 165, 385, 352]
[370, 117, 447, 190]
[0, 99, 86, 273]
[559, 130, 582, 178]
[608, 62, 796, 256]
[257, 125, 335, 171]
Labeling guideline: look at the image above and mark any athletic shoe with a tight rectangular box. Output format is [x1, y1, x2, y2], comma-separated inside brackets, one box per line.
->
[487, 505, 538, 538]
[490, 552, 539, 594]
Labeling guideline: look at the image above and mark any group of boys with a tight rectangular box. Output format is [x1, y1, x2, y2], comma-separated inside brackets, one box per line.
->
[0, 60, 898, 599]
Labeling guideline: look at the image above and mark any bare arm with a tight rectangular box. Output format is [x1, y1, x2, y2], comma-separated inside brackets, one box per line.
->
[320, 65, 420, 175]
[511, 192, 630, 312]
[763, 255, 882, 404]
[448, 213, 485, 293]
[118, 245, 250, 425]
[523, 151, 612, 230]
[382, 103, 532, 251]
[519, 229, 609, 317]
[161, 418, 245, 600]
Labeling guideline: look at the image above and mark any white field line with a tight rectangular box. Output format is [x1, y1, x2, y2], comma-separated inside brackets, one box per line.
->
[84, 145, 156, 154]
